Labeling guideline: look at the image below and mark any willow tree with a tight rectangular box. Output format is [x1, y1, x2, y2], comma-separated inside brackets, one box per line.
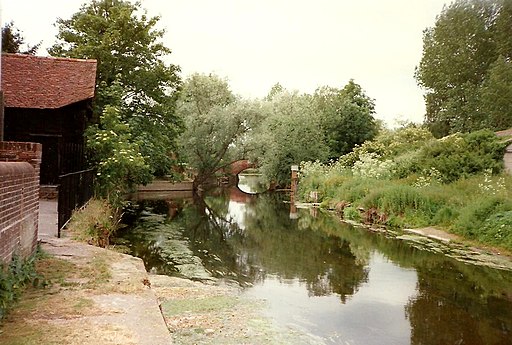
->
[177, 73, 263, 188]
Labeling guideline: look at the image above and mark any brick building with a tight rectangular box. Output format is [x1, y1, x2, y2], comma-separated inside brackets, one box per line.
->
[1, 53, 97, 185]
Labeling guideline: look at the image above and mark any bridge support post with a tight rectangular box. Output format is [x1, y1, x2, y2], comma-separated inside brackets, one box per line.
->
[290, 165, 299, 219]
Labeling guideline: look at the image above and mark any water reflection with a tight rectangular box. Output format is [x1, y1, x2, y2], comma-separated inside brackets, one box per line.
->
[118, 175, 512, 344]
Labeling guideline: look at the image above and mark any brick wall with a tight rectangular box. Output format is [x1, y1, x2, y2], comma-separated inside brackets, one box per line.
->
[0, 142, 42, 265]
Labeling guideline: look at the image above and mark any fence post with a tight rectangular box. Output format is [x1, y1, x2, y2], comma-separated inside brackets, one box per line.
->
[290, 165, 299, 219]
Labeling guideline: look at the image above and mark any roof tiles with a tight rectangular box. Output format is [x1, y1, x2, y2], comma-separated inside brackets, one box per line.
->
[1, 53, 97, 109]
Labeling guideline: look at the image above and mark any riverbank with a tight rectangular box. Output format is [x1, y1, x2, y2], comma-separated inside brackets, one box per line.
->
[0, 236, 320, 345]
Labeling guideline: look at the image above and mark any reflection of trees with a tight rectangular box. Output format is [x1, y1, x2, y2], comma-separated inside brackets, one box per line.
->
[222, 193, 368, 302]
[405, 260, 512, 345]
[295, 208, 512, 343]
[120, 190, 512, 344]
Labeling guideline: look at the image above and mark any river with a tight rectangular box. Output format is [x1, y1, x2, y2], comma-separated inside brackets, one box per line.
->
[117, 174, 512, 345]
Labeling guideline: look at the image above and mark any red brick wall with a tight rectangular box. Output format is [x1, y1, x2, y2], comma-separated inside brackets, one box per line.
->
[0, 142, 42, 264]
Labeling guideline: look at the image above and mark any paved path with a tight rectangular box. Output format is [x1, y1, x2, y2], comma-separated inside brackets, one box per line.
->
[18, 200, 173, 344]
[37, 237, 172, 344]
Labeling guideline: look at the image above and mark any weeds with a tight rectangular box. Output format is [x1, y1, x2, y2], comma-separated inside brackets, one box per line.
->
[0, 247, 45, 321]
[65, 198, 120, 247]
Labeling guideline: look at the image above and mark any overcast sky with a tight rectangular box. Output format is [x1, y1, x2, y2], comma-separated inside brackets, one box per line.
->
[2, 0, 449, 126]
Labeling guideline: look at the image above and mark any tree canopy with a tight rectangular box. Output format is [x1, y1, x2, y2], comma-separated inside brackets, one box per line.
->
[49, 0, 182, 178]
[416, 0, 512, 137]
[177, 73, 262, 187]
[313, 80, 378, 159]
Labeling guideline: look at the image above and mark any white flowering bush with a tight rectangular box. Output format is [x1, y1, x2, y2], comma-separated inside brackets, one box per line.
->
[478, 169, 506, 195]
[86, 105, 152, 202]
[413, 167, 442, 188]
[351, 153, 395, 179]
[298, 160, 328, 179]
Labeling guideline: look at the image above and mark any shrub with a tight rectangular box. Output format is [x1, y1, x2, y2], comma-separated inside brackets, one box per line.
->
[352, 153, 395, 179]
[453, 196, 512, 238]
[418, 130, 506, 183]
[343, 206, 362, 222]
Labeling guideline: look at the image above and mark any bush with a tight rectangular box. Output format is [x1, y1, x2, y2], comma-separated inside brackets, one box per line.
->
[418, 130, 506, 183]
[453, 196, 512, 238]
[343, 206, 361, 222]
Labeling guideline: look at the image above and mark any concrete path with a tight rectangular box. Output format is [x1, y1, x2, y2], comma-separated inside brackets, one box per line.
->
[33, 237, 172, 345]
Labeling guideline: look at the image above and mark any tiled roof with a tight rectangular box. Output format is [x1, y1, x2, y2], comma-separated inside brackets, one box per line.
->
[1, 53, 97, 109]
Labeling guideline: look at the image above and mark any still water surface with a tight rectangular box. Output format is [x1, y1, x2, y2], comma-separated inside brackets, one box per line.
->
[118, 175, 512, 344]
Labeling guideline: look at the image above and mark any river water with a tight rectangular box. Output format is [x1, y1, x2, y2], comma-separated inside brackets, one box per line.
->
[118, 175, 512, 345]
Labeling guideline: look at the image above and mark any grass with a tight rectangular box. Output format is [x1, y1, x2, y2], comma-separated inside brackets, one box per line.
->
[299, 172, 512, 252]
[0, 244, 122, 345]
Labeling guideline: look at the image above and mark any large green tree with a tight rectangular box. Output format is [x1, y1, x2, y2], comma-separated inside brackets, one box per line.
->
[177, 73, 263, 188]
[416, 0, 498, 137]
[415, 0, 512, 136]
[251, 89, 329, 186]
[49, 0, 182, 177]
[313, 80, 378, 159]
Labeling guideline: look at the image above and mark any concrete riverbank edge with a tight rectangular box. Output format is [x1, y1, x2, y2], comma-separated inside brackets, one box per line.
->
[0, 236, 173, 345]
[1, 237, 318, 345]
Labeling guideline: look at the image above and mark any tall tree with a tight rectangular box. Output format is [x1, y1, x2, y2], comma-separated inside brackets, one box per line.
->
[1, 22, 40, 54]
[177, 73, 263, 188]
[479, 57, 512, 130]
[49, 0, 182, 176]
[313, 80, 378, 158]
[415, 0, 498, 137]
[251, 89, 329, 186]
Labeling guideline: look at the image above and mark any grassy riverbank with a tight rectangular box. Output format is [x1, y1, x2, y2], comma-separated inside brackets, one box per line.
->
[298, 127, 512, 252]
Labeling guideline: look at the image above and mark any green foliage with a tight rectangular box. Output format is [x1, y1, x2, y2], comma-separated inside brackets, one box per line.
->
[416, 0, 512, 136]
[480, 211, 512, 249]
[351, 153, 395, 179]
[479, 57, 512, 130]
[362, 184, 441, 221]
[417, 130, 505, 183]
[343, 207, 362, 222]
[0, 249, 44, 321]
[252, 90, 329, 186]
[313, 80, 378, 158]
[453, 196, 512, 238]
[297, 126, 512, 251]
[86, 102, 152, 201]
[176, 73, 263, 187]
[66, 198, 119, 247]
[50, 0, 182, 177]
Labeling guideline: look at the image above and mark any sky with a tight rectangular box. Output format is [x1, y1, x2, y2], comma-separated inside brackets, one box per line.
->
[2, 0, 449, 126]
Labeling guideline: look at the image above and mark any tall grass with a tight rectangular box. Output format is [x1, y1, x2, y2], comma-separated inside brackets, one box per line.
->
[299, 171, 512, 251]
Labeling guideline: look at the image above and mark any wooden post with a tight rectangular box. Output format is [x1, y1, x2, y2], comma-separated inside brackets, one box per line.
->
[290, 165, 298, 219]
